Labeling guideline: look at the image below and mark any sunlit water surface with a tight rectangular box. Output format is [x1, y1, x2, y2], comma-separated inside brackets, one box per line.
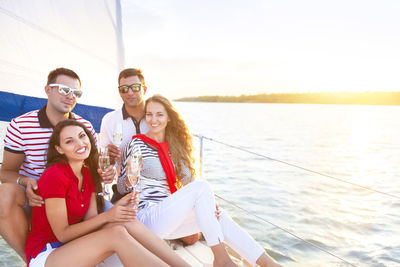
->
[1, 103, 399, 266]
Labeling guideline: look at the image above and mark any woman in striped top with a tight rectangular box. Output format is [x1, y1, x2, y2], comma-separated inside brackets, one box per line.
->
[118, 95, 282, 267]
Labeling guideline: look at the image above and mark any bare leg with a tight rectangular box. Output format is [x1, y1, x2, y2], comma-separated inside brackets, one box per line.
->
[0, 184, 28, 261]
[256, 253, 283, 267]
[211, 243, 236, 267]
[121, 219, 190, 267]
[45, 225, 168, 267]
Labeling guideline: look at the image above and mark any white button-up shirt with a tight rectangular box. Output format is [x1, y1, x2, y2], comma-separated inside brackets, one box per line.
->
[99, 105, 149, 152]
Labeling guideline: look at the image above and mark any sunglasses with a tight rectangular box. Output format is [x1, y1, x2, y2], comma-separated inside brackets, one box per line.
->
[49, 83, 83, 98]
[118, 83, 143, 93]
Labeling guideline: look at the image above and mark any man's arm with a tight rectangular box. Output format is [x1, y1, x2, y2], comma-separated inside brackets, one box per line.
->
[0, 150, 25, 184]
[0, 150, 44, 206]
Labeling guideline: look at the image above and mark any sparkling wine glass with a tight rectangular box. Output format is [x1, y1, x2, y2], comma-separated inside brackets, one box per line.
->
[113, 123, 123, 147]
[98, 147, 110, 196]
[126, 145, 142, 207]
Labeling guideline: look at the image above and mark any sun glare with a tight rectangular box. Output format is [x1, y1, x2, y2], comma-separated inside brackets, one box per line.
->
[347, 107, 381, 186]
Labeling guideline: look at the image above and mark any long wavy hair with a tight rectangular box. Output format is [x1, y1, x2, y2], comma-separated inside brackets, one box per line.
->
[145, 95, 195, 183]
[46, 119, 104, 212]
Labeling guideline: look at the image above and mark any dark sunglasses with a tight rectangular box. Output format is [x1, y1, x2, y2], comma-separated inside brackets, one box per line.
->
[118, 83, 143, 93]
[49, 83, 83, 98]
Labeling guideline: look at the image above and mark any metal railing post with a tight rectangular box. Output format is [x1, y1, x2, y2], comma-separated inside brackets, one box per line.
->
[199, 135, 204, 179]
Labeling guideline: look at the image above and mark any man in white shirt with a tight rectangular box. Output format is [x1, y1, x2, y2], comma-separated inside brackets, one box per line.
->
[99, 68, 148, 204]
[99, 68, 148, 160]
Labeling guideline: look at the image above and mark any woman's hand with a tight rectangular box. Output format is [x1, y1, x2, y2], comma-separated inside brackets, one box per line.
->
[104, 203, 137, 223]
[105, 191, 140, 222]
[115, 191, 139, 209]
[97, 165, 116, 184]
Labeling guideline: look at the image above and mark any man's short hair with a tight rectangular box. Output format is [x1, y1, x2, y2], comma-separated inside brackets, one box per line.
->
[47, 68, 81, 86]
[118, 68, 145, 85]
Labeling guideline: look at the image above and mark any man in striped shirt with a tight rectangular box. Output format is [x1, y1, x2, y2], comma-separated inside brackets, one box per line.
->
[0, 68, 114, 261]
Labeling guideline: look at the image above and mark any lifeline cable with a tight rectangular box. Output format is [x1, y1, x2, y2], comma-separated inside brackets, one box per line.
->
[195, 134, 400, 200]
[215, 194, 357, 267]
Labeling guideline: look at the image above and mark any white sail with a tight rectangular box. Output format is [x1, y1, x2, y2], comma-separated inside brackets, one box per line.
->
[0, 0, 123, 108]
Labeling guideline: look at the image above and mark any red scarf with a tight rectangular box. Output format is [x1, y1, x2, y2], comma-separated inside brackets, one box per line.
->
[132, 134, 178, 194]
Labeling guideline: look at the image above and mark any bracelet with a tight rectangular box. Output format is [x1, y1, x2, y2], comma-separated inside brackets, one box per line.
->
[16, 176, 22, 186]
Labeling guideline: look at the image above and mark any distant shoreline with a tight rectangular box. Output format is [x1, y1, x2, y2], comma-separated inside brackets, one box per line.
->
[175, 92, 400, 105]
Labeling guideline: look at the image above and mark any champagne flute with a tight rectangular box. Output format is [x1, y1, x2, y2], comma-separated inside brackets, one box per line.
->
[112, 123, 123, 167]
[112, 123, 123, 147]
[98, 147, 110, 196]
[133, 145, 143, 170]
[126, 145, 142, 208]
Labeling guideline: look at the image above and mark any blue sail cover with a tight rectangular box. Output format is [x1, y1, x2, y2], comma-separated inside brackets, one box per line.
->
[0, 90, 112, 132]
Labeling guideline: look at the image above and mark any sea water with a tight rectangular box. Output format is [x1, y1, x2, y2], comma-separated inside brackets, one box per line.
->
[1, 103, 399, 266]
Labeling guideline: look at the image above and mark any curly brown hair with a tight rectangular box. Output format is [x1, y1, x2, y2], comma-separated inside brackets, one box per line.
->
[46, 119, 104, 212]
[145, 95, 195, 183]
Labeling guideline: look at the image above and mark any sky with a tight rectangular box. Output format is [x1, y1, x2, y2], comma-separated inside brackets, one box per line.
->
[0, 0, 399, 107]
[121, 0, 400, 99]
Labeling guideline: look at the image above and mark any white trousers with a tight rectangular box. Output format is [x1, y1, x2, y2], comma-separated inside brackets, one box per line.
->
[137, 180, 264, 265]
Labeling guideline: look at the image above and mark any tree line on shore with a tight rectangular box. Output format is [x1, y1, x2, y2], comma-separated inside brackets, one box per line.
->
[175, 92, 400, 105]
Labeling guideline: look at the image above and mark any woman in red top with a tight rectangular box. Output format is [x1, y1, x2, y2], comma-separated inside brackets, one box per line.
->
[25, 119, 188, 267]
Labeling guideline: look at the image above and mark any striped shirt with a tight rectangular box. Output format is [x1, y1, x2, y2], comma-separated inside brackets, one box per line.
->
[3, 106, 96, 180]
[118, 138, 191, 209]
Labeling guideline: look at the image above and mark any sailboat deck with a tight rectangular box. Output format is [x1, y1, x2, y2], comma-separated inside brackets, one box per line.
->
[171, 240, 252, 266]
[99, 239, 252, 267]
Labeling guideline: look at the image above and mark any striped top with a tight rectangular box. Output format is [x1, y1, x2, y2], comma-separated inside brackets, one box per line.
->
[118, 138, 191, 209]
[3, 106, 96, 179]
